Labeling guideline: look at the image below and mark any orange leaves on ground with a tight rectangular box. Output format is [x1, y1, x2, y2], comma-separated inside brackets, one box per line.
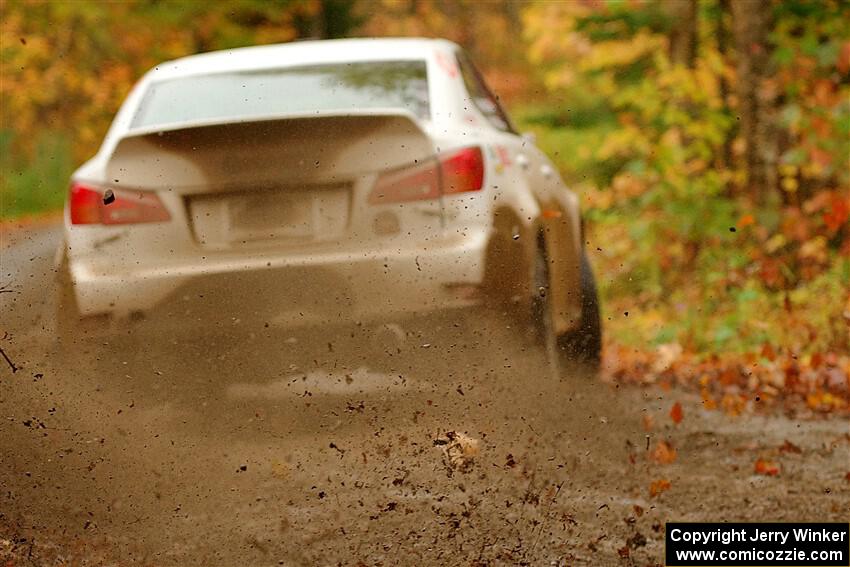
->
[650, 440, 677, 465]
[721, 393, 747, 416]
[700, 388, 718, 410]
[754, 458, 780, 476]
[642, 414, 654, 431]
[718, 367, 741, 387]
[761, 343, 777, 361]
[670, 402, 683, 424]
[806, 391, 847, 412]
[603, 336, 850, 416]
[649, 479, 671, 497]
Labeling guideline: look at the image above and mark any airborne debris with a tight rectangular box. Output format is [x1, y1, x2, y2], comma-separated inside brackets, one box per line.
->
[670, 402, 684, 424]
[0, 345, 19, 373]
[435, 431, 480, 474]
[22, 417, 46, 429]
[778, 439, 802, 454]
[626, 531, 647, 549]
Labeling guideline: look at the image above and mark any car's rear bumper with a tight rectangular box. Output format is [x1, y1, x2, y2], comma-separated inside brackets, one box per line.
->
[68, 228, 489, 328]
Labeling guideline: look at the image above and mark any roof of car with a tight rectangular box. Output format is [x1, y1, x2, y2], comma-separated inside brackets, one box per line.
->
[147, 37, 457, 81]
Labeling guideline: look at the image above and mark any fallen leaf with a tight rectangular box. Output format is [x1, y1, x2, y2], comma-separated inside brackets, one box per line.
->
[670, 402, 684, 424]
[754, 458, 780, 476]
[649, 479, 671, 497]
[779, 440, 802, 454]
[700, 388, 718, 410]
[761, 343, 776, 361]
[436, 431, 480, 473]
[650, 440, 677, 464]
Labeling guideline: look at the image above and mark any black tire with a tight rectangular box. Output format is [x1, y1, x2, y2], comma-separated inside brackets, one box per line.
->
[530, 233, 559, 368]
[557, 251, 602, 368]
[486, 227, 601, 371]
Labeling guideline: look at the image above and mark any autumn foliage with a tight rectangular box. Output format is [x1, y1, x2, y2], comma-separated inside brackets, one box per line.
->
[519, 0, 849, 414]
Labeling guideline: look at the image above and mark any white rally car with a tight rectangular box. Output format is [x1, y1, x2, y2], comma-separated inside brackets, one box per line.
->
[57, 38, 601, 365]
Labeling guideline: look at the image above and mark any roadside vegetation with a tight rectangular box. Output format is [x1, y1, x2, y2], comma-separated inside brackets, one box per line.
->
[514, 1, 849, 414]
[1, 0, 847, 413]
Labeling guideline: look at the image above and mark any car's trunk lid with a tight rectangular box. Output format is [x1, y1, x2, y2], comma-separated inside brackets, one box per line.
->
[106, 111, 440, 249]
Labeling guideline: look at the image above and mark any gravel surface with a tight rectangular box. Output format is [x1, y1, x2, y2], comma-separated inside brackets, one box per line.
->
[2, 224, 848, 566]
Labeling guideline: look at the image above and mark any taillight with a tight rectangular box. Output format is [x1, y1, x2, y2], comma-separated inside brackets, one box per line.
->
[69, 184, 102, 225]
[369, 146, 484, 205]
[69, 183, 170, 225]
[440, 146, 484, 195]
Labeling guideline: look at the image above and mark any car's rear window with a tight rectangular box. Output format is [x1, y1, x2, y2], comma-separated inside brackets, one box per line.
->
[131, 60, 430, 128]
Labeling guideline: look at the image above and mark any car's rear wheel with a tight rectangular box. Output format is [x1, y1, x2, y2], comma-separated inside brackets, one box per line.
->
[556, 251, 602, 369]
[530, 233, 559, 370]
[531, 236, 602, 373]
[484, 224, 601, 372]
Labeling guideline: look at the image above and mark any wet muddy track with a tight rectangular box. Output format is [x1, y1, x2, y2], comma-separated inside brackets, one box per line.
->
[1, 225, 848, 566]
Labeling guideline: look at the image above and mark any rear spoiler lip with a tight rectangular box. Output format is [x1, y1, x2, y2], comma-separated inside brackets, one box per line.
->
[121, 107, 427, 141]
[98, 107, 437, 194]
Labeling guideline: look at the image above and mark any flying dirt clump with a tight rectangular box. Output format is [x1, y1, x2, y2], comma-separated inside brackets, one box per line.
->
[434, 431, 480, 474]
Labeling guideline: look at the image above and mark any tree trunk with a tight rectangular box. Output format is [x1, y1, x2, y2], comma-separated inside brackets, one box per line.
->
[310, 0, 326, 39]
[665, 0, 698, 67]
[732, 0, 779, 204]
[716, 0, 734, 170]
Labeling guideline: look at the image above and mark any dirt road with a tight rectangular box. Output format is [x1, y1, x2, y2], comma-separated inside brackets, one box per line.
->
[1, 224, 848, 566]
